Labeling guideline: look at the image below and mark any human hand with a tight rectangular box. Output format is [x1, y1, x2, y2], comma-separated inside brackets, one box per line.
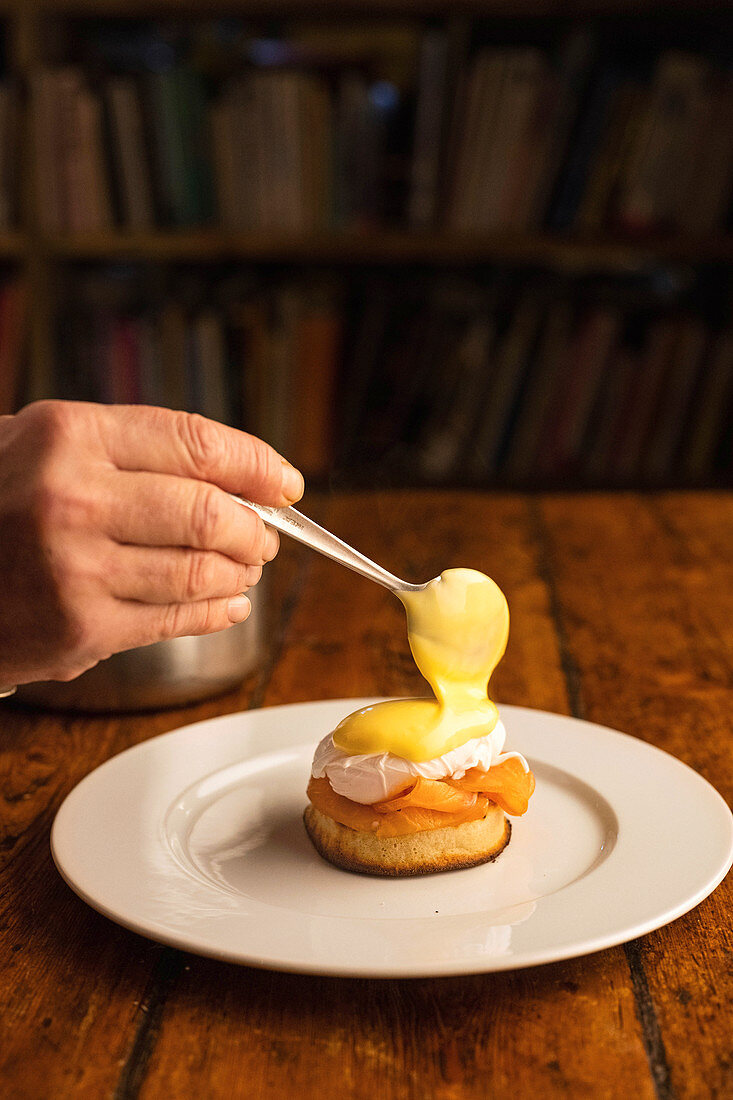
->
[0, 401, 304, 686]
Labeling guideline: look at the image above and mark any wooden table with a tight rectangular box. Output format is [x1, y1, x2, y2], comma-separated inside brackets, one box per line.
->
[1, 491, 731, 1099]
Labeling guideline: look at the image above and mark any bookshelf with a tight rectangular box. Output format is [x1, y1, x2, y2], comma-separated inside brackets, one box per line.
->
[1, 0, 732, 489]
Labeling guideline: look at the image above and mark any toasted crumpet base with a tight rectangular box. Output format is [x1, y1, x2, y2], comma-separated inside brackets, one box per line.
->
[303, 803, 511, 877]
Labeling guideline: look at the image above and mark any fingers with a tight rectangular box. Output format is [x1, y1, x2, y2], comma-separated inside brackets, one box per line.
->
[114, 594, 253, 652]
[107, 545, 263, 604]
[101, 405, 304, 506]
[104, 471, 280, 565]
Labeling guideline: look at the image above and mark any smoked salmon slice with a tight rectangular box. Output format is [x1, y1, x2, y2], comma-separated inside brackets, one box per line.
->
[453, 756, 535, 816]
[307, 755, 535, 838]
[373, 776, 479, 814]
[306, 777, 489, 837]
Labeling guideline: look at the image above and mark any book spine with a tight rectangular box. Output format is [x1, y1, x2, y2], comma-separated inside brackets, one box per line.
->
[643, 317, 707, 481]
[480, 50, 546, 232]
[528, 28, 596, 229]
[77, 85, 114, 231]
[408, 29, 449, 228]
[158, 302, 190, 411]
[194, 310, 230, 424]
[30, 69, 64, 232]
[447, 51, 505, 231]
[146, 69, 188, 227]
[609, 319, 678, 482]
[677, 74, 733, 235]
[617, 52, 709, 234]
[547, 63, 623, 232]
[230, 77, 261, 232]
[471, 290, 544, 478]
[679, 329, 733, 480]
[290, 288, 342, 477]
[0, 281, 26, 414]
[106, 77, 155, 230]
[0, 87, 10, 228]
[502, 300, 574, 480]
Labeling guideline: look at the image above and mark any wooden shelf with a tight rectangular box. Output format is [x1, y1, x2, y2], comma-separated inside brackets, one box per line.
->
[44, 229, 733, 271]
[16, 0, 733, 15]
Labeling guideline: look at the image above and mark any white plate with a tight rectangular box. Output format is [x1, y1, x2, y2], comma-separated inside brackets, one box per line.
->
[51, 700, 733, 978]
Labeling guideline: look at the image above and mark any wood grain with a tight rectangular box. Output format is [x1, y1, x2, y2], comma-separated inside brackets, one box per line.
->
[538, 492, 733, 1100]
[1, 492, 730, 1099]
[0, 537, 306, 1098]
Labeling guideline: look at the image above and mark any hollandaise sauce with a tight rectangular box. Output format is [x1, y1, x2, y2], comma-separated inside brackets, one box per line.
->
[333, 568, 509, 763]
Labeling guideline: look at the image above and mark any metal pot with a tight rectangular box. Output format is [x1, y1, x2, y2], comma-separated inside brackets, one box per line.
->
[16, 587, 265, 713]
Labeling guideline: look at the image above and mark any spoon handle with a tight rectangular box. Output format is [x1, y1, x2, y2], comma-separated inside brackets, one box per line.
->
[230, 495, 422, 594]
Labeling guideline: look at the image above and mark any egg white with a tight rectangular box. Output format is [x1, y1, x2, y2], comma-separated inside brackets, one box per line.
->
[311, 718, 528, 805]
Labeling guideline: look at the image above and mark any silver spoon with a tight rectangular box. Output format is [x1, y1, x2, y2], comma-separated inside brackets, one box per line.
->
[230, 495, 429, 595]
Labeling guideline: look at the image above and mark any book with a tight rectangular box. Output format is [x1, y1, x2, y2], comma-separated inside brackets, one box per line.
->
[609, 318, 678, 482]
[417, 310, 496, 481]
[501, 299, 574, 480]
[354, 283, 431, 463]
[408, 29, 449, 228]
[230, 75, 265, 231]
[335, 278, 393, 465]
[177, 66, 215, 226]
[0, 83, 19, 230]
[617, 52, 710, 234]
[508, 65, 561, 232]
[57, 68, 87, 233]
[544, 306, 622, 477]
[679, 329, 733, 480]
[526, 28, 596, 230]
[383, 280, 477, 469]
[470, 288, 545, 478]
[583, 347, 639, 483]
[0, 281, 26, 414]
[37, 68, 113, 233]
[210, 92, 241, 231]
[278, 71, 308, 233]
[233, 295, 271, 436]
[193, 310, 230, 424]
[289, 286, 342, 478]
[643, 316, 707, 482]
[299, 76, 333, 231]
[262, 287, 300, 455]
[575, 80, 644, 232]
[158, 302, 190, 412]
[447, 50, 506, 231]
[106, 76, 155, 230]
[29, 69, 65, 232]
[548, 61, 627, 232]
[75, 85, 114, 231]
[136, 316, 164, 407]
[479, 49, 547, 232]
[251, 71, 280, 230]
[677, 73, 733, 236]
[108, 317, 142, 405]
[335, 71, 380, 229]
[146, 68, 190, 227]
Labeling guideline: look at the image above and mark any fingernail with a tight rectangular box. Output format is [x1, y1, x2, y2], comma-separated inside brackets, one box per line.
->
[244, 564, 263, 587]
[281, 459, 304, 503]
[263, 527, 280, 562]
[227, 595, 251, 623]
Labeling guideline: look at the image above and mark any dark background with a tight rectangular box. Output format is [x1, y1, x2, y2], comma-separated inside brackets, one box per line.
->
[1, 1, 731, 491]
